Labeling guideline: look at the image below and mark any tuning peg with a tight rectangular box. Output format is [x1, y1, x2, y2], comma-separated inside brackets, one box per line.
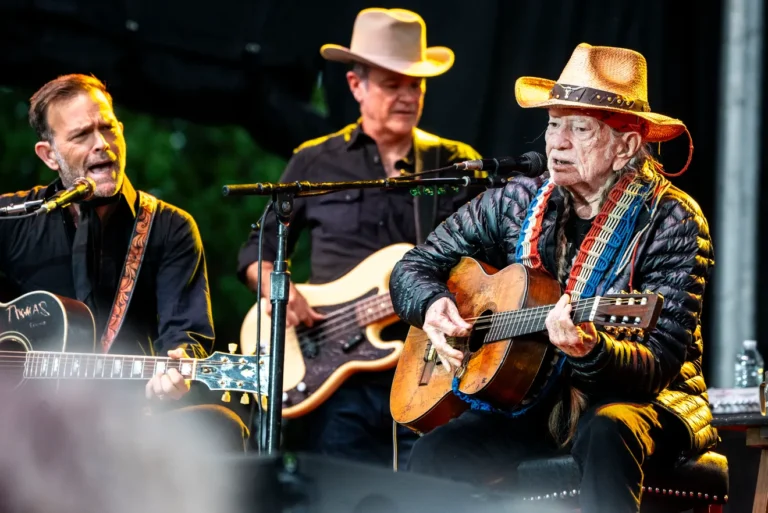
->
[241, 393, 250, 405]
[228, 343, 238, 353]
[221, 391, 231, 403]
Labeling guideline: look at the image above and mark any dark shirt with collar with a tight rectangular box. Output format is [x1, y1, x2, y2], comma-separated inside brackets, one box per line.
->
[237, 122, 484, 285]
[0, 177, 213, 358]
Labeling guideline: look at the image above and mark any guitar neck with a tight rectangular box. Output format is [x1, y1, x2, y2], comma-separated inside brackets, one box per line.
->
[354, 293, 396, 326]
[23, 351, 197, 381]
[485, 297, 600, 343]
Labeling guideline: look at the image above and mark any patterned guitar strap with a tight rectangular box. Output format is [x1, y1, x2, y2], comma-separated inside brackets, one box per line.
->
[451, 169, 662, 416]
[100, 191, 158, 354]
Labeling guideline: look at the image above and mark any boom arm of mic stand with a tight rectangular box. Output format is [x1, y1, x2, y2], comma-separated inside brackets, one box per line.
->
[221, 175, 511, 198]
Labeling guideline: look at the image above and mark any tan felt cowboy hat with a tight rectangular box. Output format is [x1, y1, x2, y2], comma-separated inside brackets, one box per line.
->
[515, 43, 686, 143]
[320, 8, 454, 78]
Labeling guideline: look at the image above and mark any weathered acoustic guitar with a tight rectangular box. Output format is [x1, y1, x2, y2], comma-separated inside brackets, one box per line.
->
[390, 257, 663, 435]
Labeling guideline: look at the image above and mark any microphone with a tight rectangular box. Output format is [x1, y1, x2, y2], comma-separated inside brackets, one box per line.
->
[37, 177, 96, 215]
[455, 151, 547, 177]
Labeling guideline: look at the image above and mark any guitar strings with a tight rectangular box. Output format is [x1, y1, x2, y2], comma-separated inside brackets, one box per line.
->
[291, 289, 642, 347]
[0, 352, 254, 366]
[300, 296, 646, 348]
[291, 291, 393, 340]
[0, 353, 265, 393]
[291, 296, 650, 351]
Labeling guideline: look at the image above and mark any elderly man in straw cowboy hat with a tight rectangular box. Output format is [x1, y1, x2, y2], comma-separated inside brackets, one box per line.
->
[237, 8, 482, 467]
[388, 43, 717, 512]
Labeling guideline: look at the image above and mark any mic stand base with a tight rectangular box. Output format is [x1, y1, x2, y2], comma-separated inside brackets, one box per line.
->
[264, 193, 293, 454]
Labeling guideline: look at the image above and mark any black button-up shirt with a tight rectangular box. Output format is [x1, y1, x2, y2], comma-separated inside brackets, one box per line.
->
[237, 122, 484, 285]
[0, 177, 213, 357]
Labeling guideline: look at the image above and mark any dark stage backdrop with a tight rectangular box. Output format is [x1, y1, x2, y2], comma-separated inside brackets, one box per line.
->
[0, 0, 752, 382]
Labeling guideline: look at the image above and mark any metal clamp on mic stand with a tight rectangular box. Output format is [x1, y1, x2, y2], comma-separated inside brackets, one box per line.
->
[0, 200, 45, 216]
[222, 175, 480, 454]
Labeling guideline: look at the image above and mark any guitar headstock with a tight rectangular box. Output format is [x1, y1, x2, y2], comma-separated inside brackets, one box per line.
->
[194, 349, 269, 397]
[593, 291, 663, 332]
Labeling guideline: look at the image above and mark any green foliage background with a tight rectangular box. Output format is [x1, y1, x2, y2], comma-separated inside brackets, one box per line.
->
[0, 84, 319, 350]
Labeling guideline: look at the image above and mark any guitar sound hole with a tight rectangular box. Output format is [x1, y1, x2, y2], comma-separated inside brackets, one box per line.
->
[0, 335, 29, 387]
[468, 309, 493, 353]
[0, 335, 28, 353]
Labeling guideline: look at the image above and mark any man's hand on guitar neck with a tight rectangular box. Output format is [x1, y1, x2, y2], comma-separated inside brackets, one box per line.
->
[423, 297, 472, 372]
[145, 348, 191, 401]
[545, 294, 599, 358]
[246, 261, 325, 328]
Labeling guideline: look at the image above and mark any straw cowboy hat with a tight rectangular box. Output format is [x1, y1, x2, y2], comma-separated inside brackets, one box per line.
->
[515, 43, 686, 143]
[320, 8, 454, 78]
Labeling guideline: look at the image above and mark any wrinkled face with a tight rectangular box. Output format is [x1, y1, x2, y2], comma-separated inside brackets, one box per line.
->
[544, 108, 629, 190]
[348, 66, 425, 137]
[35, 90, 126, 198]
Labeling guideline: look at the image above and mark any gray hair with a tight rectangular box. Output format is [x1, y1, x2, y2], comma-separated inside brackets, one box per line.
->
[608, 126, 656, 181]
[548, 124, 655, 447]
[351, 62, 370, 82]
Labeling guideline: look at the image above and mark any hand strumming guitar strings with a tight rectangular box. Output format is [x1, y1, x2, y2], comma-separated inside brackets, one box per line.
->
[424, 293, 601, 371]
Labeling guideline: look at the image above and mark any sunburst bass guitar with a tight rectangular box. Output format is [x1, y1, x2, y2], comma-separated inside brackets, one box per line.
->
[390, 257, 663, 435]
[0, 291, 269, 400]
[240, 243, 413, 418]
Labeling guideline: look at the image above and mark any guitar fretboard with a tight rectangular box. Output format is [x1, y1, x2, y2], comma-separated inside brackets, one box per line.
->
[354, 293, 395, 327]
[485, 297, 600, 342]
[23, 352, 197, 380]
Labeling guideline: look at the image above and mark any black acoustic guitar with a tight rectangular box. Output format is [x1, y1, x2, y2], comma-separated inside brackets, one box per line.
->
[0, 291, 268, 398]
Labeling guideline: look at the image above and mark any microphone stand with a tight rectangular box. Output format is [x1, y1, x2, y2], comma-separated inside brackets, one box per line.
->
[222, 174, 496, 454]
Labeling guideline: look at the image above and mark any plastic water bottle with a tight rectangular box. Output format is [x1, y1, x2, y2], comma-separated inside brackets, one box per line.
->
[734, 340, 764, 388]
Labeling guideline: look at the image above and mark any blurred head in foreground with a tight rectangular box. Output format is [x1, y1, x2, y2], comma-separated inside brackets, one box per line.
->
[0, 381, 237, 513]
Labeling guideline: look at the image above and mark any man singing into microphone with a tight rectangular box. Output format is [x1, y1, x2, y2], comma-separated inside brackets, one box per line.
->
[0, 74, 247, 450]
[237, 8, 483, 467]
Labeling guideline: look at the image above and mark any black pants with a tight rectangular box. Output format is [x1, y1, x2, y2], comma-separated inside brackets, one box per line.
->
[407, 398, 684, 513]
[282, 372, 418, 469]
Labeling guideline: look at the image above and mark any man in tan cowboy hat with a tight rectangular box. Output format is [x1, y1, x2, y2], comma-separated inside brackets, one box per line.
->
[237, 8, 482, 467]
[388, 43, 717, 512]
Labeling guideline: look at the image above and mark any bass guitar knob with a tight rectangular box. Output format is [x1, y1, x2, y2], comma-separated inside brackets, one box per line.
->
[297, 382, 307, 393]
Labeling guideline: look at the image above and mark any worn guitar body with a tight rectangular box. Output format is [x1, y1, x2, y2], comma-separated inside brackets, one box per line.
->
[390, 257, 662, 435]
[0, 291, 96, 375]
[240, 243, 414, 418]
[391, 259, 560, 434]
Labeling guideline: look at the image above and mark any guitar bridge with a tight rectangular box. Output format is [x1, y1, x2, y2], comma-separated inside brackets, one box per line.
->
[424, 343, 437, 363]
[419, 342, 440, 386]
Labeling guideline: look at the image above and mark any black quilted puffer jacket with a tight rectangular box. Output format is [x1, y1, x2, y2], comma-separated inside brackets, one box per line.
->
[389, 171, 718, 455]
